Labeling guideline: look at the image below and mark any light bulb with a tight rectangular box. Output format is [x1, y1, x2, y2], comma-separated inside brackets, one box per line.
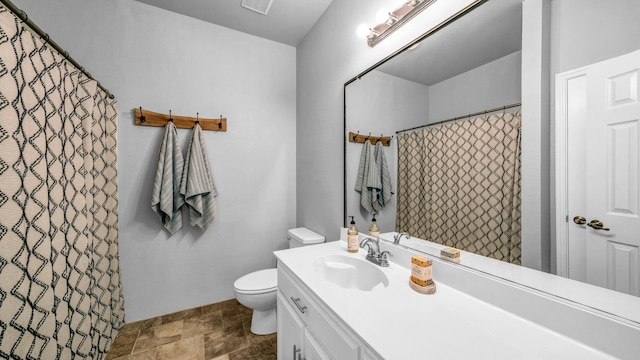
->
[376, 8, 390, 23]
[356, 24, 370, 38]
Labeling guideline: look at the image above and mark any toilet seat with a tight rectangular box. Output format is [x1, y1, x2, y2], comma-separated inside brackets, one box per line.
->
[233, 268, 277, 294]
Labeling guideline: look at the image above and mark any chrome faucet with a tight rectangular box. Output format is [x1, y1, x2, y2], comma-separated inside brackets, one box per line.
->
[359, 237, 393, 267]
[393, 232, 410, 245]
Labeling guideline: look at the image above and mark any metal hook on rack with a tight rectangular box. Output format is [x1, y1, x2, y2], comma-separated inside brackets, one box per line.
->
[139, 106, 146, 123]
[353, 131, 359, 141]
[218, 115, 223, 129]
[168, 110, 173, 122]
[365, 132, 371, 141]
[195, 112, 199, 125]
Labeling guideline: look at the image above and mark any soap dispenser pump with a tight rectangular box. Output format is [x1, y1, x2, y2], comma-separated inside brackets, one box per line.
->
[369, 213, 380, 237]
[347, 216, 359, 253]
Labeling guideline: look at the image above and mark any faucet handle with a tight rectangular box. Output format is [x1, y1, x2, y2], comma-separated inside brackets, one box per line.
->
[378, 250, 393, 267]
[363, 242, 376, 255]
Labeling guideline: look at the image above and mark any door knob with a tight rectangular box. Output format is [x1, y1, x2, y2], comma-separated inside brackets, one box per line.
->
[573, 216, 586, 225]
[587, 220, 609, 231]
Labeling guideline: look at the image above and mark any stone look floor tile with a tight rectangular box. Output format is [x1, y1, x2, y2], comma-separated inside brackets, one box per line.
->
[228, 340, 276, 360]
[203, 322, 250, 359]
[211, 355, 230, 360]
[155, 335, 205, 360]
[162, 307, 203, 324]
[201, 302, 222, 314]
[133, 320, 184, 353]
[106, 299, 275, 360]
[221, 300, 252, 328]
[119, 317, 162, 335]
[105, 331, 139, 359]
[182, 311, 223, 340]
[116, 349, 156, 360]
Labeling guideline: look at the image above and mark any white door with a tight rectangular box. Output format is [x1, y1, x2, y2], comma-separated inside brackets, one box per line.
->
[559, 49, 640, 296]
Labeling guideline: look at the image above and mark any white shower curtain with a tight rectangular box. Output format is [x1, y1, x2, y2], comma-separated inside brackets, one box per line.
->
[0, 6, 124, 359]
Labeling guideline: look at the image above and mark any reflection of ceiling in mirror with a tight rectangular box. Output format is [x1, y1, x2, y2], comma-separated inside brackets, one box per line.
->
[377, 0, 522, 86]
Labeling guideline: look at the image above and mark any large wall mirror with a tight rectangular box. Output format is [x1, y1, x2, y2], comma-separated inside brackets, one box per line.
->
[344, 0, 640, 324]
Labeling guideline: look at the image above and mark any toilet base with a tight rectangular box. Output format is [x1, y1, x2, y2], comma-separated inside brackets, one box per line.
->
[250, 307, 277, 335]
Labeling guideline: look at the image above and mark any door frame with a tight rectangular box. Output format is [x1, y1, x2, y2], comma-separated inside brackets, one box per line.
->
[555, 65, 590, 277]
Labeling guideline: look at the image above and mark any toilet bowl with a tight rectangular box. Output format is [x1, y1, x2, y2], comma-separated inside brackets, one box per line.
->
[233, 227, 324, 335]
[234, 268, 278, 335]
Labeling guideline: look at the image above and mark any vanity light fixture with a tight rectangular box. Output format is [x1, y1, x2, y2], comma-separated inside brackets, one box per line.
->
[359, 0, 438, 47]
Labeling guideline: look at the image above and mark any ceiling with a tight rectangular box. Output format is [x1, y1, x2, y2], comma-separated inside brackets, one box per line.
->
[135, 0, 334, 46]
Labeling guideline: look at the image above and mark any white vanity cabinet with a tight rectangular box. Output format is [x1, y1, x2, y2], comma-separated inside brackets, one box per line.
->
[277, 263, 379, 360]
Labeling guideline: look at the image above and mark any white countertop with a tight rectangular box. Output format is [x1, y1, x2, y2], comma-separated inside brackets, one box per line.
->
[275, 241, 618, 360]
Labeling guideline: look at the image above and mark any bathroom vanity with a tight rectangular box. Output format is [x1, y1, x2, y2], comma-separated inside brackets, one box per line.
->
[275, 240, 639, 360]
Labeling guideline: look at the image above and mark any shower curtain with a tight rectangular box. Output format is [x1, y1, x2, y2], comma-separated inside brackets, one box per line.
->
[396, 111, 521, 264]
[0, 6, 124, 360]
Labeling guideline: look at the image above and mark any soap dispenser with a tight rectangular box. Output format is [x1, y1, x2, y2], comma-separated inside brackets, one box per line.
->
[368, 213, 380, 237]
[347, 216, 359, 253]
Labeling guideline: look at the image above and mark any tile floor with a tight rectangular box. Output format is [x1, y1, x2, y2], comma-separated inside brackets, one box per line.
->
[105, 299, 277, 360]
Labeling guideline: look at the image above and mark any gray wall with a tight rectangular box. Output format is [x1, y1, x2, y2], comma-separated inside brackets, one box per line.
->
[18, 0, 297, 322]
[551, 0, 640, 74]
[429, 51, 522, 121]
[346, 70, 430, 232]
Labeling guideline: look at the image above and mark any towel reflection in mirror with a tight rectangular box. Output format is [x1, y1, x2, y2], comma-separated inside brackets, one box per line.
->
[355, 140, 394, 214]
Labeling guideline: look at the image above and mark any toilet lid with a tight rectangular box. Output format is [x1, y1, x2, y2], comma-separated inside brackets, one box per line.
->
[234, 268, 277, 293]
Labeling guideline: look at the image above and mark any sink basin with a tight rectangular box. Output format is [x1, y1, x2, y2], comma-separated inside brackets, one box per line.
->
[313, 255, 389, 291]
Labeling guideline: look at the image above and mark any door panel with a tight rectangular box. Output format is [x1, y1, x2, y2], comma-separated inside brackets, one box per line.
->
[567, 47, 640, 296]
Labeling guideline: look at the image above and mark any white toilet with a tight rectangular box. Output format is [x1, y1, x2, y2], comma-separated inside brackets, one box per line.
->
[233, 227, 325, 335]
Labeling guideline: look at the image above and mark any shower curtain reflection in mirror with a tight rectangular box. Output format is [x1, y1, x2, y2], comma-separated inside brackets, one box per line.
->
[396, 111, 522, 264]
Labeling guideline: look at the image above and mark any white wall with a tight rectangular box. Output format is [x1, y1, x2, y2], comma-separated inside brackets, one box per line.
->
[550, 0, 640, 74]
[345, 70, 430, 232]
[429, 51, 522, 121]
[296, 0, 479, 240]
[17, 0, 297, 321]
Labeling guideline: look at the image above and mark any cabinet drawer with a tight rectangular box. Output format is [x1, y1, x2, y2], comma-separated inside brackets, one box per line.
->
[278, 265, 359, 360]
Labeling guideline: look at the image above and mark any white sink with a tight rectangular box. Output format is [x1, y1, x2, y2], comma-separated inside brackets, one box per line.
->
[313, 255, 390, 291]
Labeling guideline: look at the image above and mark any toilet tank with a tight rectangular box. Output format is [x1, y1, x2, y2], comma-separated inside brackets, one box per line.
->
[288, 227, 325, 248]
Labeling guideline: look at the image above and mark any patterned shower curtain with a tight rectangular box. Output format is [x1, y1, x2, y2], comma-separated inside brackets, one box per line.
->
[396, 111, 522, 264]
[0, 6, 124, 360]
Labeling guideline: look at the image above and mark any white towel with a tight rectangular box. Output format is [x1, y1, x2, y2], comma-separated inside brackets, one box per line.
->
[151, 122, 184, 235]
[373, 141, 393, 212]
[354, 140, 381, 214]
[180, 123, 217, 231]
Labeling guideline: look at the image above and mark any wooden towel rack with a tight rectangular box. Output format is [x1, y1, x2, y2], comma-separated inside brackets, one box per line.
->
[349, 131, 391, 146]
[134, 107, 227, 131]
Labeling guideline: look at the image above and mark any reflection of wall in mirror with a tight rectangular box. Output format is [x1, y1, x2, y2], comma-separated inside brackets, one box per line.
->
[346, 70, 429, 232]
[347, 51, 522, 237]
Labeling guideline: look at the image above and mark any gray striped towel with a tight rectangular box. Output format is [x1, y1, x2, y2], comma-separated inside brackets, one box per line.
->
[151, 122, 184, 235]
[354, 140, 381, 214]
[373, 141, 393, 212]
[180, 123, 217, 231]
